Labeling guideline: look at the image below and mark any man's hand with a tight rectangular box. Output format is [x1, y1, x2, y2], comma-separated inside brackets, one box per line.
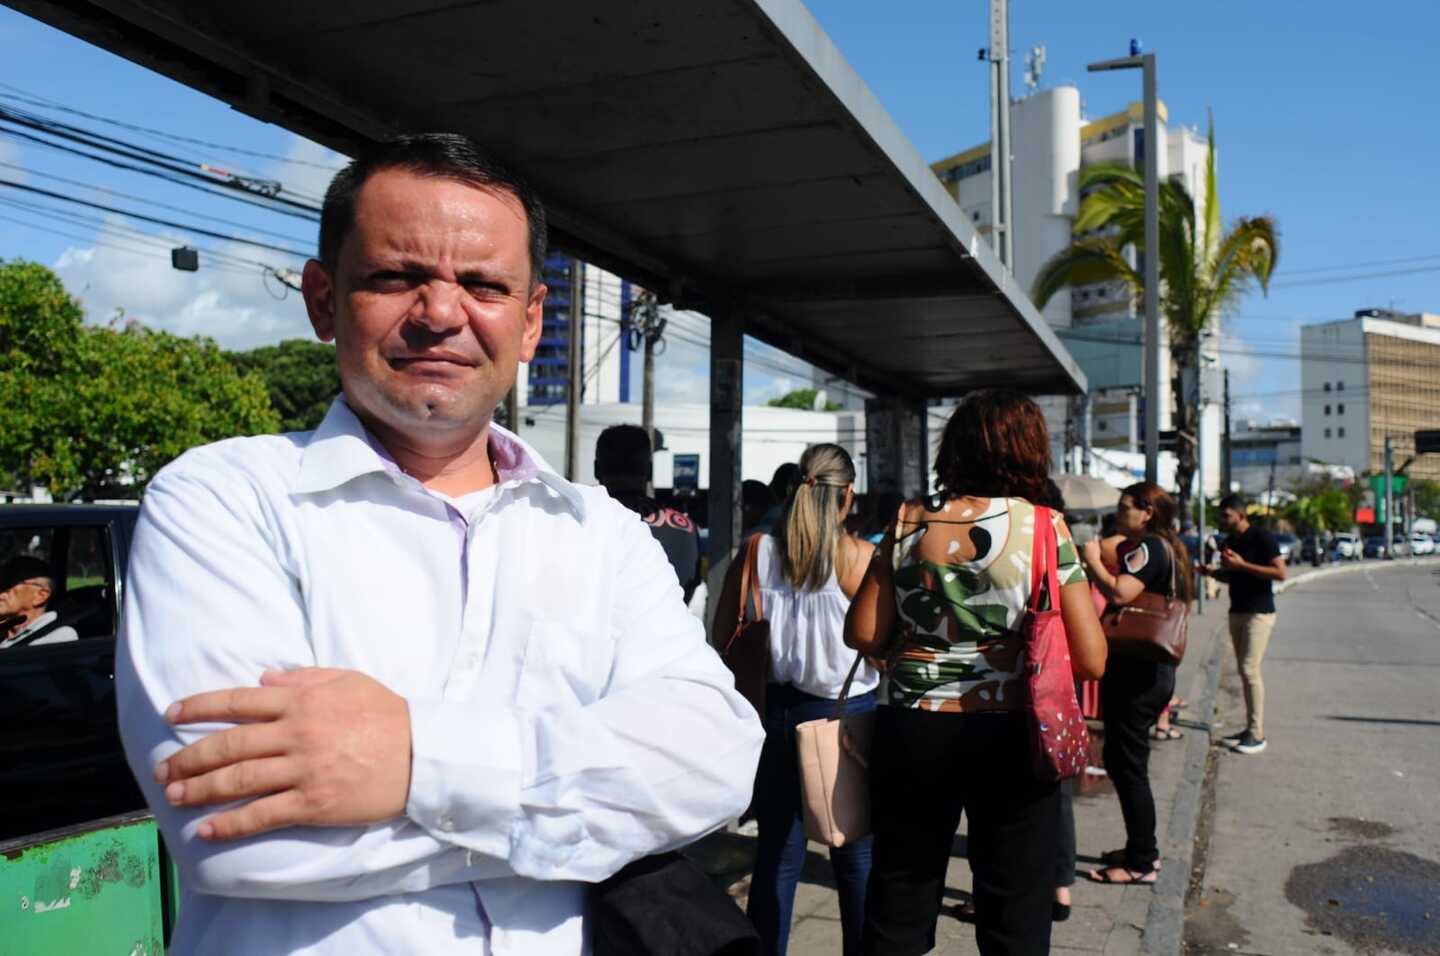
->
[154, 668, 412, 841]
[1219, 548, 1247, 572]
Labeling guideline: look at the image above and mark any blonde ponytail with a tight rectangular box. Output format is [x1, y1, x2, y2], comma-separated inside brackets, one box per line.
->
[776, 444, 856, 591]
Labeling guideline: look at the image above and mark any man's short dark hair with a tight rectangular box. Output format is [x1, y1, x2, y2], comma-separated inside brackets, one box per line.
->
[1219, 493, 1247, 513]
[595, 425, 654, 482]
[1, 555, 54, 601]
[318, 133, 548, 283]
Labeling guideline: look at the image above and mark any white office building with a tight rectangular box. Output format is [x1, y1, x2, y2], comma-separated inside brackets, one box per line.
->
[932, 88, 1222, 495]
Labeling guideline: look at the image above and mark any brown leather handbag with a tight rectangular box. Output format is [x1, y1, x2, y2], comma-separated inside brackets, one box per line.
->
[720, 534, 770, 716]
[1102, 540, 1189, 665]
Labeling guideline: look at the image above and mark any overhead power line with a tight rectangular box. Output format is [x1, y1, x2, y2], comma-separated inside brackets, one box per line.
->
[0, 105, 323, 216]
[0, 82, 346, 172]
[0, 178, 309, 258]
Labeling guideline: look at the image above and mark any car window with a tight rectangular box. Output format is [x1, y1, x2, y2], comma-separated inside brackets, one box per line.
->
[1, 524, 116, 648]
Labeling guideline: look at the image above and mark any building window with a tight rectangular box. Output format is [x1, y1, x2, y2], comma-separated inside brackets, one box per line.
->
[1338, 403, 1345, 415]
[1338, 427, 1346, 438]
[1324, 428, 1332, 438]
[1323, 382, 1331, 392]
[1337, 381, 1345, 391]
[1324, 404, 1331, 415]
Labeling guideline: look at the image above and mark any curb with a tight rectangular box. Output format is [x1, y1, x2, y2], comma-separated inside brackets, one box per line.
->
[1139, 555, 1434, 954]
[1139, 616, 1227, 955]
[1274, 556, 1430, 595]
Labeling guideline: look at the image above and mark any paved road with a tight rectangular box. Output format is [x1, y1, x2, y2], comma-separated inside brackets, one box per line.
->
[1187, 562, 1440, 955]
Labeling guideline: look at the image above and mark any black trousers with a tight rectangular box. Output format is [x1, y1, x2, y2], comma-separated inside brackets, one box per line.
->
[1099, 654, 1177, 872]
[863, 708, 1059, 956]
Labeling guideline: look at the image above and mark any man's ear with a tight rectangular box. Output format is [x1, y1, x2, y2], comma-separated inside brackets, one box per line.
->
[33, 583, 52, 610]
[519, 282, 546, 363]
[302, 259, 338, 342]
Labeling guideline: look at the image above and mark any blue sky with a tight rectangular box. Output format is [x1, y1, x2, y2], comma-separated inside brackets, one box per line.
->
[2, 3, 1437, 420]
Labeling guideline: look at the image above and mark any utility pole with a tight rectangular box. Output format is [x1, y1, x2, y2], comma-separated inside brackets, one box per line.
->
[1194, 333, 1206, 612]
[636, 291, 665, 448]
[1384, 435, 1395, 559]
[564, 258, 583, 481]
[987, 0, 1013, 267]
[1222, 369, 1232, 494]
[1089, 44, 1159, 484]
[1081, 392, 1094, 476]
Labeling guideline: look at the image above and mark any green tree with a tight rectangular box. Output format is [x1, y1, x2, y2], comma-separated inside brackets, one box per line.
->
[1033, 120, 1278, 516]
[228, 339, 340, 432]
[1409, 478, 1440, 520]
[767, 388, 840, 412]
[0, 259, 280, 499]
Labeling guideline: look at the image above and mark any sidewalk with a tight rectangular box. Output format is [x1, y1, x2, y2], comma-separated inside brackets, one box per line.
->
[687, 601, 1234, 956]
[686, 560, 1405, 954]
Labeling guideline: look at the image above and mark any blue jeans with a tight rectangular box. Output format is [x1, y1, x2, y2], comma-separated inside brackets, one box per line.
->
[747, 683, 876, 956]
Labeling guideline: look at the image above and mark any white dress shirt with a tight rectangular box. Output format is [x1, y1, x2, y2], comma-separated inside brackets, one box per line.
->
[116, 398, 764, 955]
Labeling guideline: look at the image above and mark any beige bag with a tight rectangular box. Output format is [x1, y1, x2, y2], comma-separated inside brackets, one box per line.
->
[795, 653, 874, 848]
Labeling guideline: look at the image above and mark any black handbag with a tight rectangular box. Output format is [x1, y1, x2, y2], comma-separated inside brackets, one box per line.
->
[591, 851, 761, 955]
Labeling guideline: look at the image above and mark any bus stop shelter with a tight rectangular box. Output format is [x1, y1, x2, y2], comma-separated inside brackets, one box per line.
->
[8, 0, 1087, 558]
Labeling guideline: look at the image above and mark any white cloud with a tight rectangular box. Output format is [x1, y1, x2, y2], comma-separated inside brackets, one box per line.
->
[53, 225, 314, 349]
[265, 135, 348, 208]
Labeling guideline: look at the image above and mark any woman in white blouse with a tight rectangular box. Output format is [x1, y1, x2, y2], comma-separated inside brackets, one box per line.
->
[714, 443, 878, 956]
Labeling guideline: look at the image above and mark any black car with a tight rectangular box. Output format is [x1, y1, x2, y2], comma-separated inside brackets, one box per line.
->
[0, 503, 144, 841]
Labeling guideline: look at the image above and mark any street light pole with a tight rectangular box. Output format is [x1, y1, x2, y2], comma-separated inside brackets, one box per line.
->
[1089, 46, 1160, 485]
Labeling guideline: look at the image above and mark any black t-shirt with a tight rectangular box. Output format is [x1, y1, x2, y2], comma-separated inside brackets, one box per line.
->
[613, 493, 703, 602]
[1223, 524, 1281, 614]
[1117, 534, 1175, 600]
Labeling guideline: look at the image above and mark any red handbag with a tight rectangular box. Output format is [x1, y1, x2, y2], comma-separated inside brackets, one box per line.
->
[1023, 508, 1089, 782]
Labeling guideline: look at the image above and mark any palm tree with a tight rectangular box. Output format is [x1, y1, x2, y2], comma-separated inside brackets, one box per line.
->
[1032, 119, 1278, 515]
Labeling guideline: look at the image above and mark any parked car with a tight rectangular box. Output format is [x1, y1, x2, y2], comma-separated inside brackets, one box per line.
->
[1275, 533, 1300, 565]
[0, 503, 143, 841]
[1410, 532, 1436, 556]
[1333, 532, 1362, 560]
[1363, 536, 1389, 559]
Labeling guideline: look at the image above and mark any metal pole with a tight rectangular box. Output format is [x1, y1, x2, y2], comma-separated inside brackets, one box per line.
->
[1194, 333, 1205, 612]
[1142, 53, 1160, 485]
[1222, 369, 1232, 494]
[1384, 435, 1395, 559]
[641, 296, 657, 448]
[564, 258, 582, 481]
[708, 310, 744, 564]
[1081, 392, 1094, 476]
[988, 0, 1012, 267]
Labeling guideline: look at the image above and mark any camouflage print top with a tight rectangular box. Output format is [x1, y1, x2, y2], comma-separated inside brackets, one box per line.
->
[881, 496, 1086, 713]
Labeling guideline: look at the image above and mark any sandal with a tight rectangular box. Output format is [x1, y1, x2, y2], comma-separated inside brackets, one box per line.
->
[1151, 727, 1184, 741]
[1100, 849, 1162, 870]
[1087, 866, 1158, 885]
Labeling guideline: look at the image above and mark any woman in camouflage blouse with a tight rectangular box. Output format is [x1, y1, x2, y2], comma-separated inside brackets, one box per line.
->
[846, 389, 1106, 956]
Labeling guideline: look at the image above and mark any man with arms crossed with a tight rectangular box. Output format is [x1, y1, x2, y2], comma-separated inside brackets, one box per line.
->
[1203, 494, 1286, 755]
[117, 134, 763, 954]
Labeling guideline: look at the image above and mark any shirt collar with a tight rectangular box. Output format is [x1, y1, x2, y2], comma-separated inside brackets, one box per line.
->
[293, 397, 586, 518]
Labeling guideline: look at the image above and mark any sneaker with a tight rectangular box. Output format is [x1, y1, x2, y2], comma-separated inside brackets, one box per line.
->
[1217, 730, 1246, 747]
[1230, 732, 1267, 754]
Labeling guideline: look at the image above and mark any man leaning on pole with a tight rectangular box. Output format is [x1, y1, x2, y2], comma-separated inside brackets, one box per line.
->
[116, 134, 764, 955]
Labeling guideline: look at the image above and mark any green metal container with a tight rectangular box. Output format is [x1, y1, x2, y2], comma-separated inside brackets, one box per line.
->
[0, 810, 169, 955]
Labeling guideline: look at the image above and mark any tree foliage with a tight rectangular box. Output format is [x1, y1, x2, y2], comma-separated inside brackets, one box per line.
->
[228, 339, 340, 432]
[0, 259, 280, 499]
[1033, 119, 1279, 515]
[767, 388, 841, 412]
[1284, 488, 1353, 535]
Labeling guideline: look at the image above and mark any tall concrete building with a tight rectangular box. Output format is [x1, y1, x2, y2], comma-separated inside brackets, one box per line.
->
[517, 254, 632, 408]
[931, 88, 1221, 493]
[1301, 310, 1440, 483]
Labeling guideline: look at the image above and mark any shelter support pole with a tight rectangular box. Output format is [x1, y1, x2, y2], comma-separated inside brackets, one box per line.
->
[708, 310, 744, 564]
[865, 395, 928, 500]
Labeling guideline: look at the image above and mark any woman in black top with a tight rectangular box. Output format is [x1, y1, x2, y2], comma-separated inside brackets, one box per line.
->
[1080, 481, 1193, 883]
